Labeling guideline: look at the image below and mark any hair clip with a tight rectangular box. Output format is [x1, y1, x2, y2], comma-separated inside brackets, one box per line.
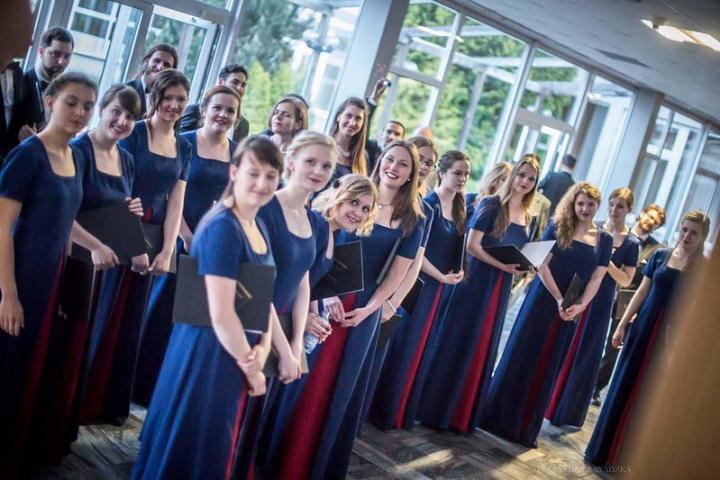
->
[332, 179, 341, 189]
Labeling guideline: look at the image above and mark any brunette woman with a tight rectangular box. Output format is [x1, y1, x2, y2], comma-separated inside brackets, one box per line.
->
[369, 150, 470, 430]
[133, 136, 284, 479]
[546, 188, 640, 428]
[132, 85, 241, 405]
[0, 72, 97, 473]
[275, 141, 425, 479]
[482, 182, 613, 447]
[329, 97, 369, 180]
[586, 210, 710, 467]
[80, 69, 191, 423]
[419, 156, 540, 433]
[268, 95, 308, 155]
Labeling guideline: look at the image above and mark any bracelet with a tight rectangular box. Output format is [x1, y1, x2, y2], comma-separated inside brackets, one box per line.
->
[385, 299, 397, 314]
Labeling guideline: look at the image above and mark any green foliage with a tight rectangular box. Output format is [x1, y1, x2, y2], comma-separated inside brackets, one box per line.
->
[242, 61, 295, 134]
[146, 16, 206, 83]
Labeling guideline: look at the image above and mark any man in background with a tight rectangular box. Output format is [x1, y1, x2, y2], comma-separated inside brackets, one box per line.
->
[538, 153, 576, 215]
[18, 26, 74, 142]
[179, 64, 249, 142]
[366, 119, 405, 173]
[127, 43, 178, 116]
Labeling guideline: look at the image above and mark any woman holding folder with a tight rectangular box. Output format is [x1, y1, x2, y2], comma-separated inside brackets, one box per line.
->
[257, 174, 377, 474]
[275, 141, 425, 479]
[545, 187, 639, 428]
[418, 155, 539, 433]
[0, 72, 97, 474]
[133, 136, 283, 480]
[132, 85, 240, 405]
[482, 182, 612, 447]
[81, 70, 191, 424]
[368, 150, 469, 430]
[586, 210, 709, 467]
[32, 84, 144, 462]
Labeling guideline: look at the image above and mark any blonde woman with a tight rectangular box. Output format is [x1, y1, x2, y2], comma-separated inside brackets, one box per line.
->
[467, 161, 512, 219]
[482, 182, 613, 448]
[256, 174, 377, 474]
[587, 210, 710, 467]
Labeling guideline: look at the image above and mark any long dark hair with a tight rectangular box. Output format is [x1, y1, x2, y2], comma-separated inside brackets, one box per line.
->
[370, 140, 423, 236]
[146, 69, 190, 135]
[329, 97, 369, 176]
[437, 150, 470, 235]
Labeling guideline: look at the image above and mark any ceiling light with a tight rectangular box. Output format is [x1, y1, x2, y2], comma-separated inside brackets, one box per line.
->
[641, 19, 720, 52]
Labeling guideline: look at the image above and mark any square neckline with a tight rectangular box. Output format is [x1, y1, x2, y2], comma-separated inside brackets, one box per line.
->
[142, 121, 179, 160]
[87, 134, 125, 179]
[36, 136, 80, 180]
[272, 195, 314, 240]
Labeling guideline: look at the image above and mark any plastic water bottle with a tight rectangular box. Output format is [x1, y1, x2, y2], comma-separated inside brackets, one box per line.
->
[304, 311, 331, 354]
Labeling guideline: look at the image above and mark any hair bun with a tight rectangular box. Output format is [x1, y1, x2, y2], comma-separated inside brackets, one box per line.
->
[332, 178, 341, 189]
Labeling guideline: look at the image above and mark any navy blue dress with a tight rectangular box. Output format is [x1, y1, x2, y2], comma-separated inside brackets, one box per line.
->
[37, 134, 136, 461]
[0, 137, 84, 473]
[132, 208, 274, 479]
[132, 131, 234, 405]
[276, 216, 425, 480]
[81, 120, 190, 424]
[256, 209, 335, 474]
[586, 249, 682, 466]
[368, 191, 462, 430]
[481, 221, 612, 447]
[546, 231, 640, 427]
[419, 195, 530, 433]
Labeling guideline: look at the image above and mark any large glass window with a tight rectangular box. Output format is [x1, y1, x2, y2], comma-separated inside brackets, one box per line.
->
[679, 130, 720, 242]
[230, 0, 362, 133]
[571, 76, 633, 185]
[371, 2, 528, 188]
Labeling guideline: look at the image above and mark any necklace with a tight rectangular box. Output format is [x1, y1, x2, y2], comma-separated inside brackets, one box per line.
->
[377, 201, 392, 210]
[336, 144, 351, 158]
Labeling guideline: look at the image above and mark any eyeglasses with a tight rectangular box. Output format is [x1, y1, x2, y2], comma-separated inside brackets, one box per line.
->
[419, 157, 436, 168]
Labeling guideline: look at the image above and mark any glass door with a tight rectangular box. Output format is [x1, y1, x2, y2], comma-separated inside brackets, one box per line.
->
[506, 107, 572, 177]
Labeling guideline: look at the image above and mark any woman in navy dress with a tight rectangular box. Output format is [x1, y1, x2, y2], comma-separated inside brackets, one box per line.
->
[275, 141, 425, 479]
[419, 155, 540, 433]
[482, 182, 613, 447]
[586, 210, 710, 467]
[133, 136, 283, 480]
[32, 84, 143, 462]
[329, 97, 369, 181]
[267, 95, 307, 155]
[0, 73, 97, 474]
[80, 70, 191, 424]
[466, 161, 511, 220]
[132, 85, 240, 405]
[546, 188, 639, 428]
[257, 174, 378, 475]
[368, 150, 470, 430]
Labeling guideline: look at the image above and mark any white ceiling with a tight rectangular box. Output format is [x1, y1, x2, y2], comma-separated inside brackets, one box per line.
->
[462, 0, 720, 124]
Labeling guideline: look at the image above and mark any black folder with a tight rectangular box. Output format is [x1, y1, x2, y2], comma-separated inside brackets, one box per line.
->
[143, 223, 178, 273]
[452, 233, 467, 273]
[172, 255, 276, 333]
[263, 313, 309, 377]
[561, 273, 586, 310]
[614, 289, 634, 321]
[484, 240, 555, 272]
[311, 240, 364, 300]
[378, 276, 426, 349]
[377, 237, 402, 285]
[72, 202, 148, 264]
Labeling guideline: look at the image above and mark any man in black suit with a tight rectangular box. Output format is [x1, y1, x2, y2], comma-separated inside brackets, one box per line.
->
[0, 61, 25, 160]
[179, 64, 249, 142]
[366, 119, 405, 173]
[538, 154, 576, 215]
[592, 203, 666, 405]
[126, 43, 178, 116]
[17, 26, 74, 143]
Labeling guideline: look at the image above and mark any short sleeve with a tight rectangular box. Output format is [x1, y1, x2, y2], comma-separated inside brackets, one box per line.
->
[178, 137, 192, 181]
[623, 237, 640, 268]
[421, 201, 434, 248]
[597, 232, 612, 267]
[642, 249, 665, 279]
[0, 143, 38, 203]
[471, 195, 500, 234]
[196, 214, 248, 279]
[118, 122, 140, 156]
[310, 209, 330, 255]
[397, 216, 425, 259]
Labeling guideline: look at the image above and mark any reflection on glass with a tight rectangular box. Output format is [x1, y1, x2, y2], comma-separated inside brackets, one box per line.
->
[520, 49, 589, 123]
[571, 76, 633, 184]
[231, 0, 360, 132]
[393, 1, 457, 79]
[146, 12, 208, 84]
